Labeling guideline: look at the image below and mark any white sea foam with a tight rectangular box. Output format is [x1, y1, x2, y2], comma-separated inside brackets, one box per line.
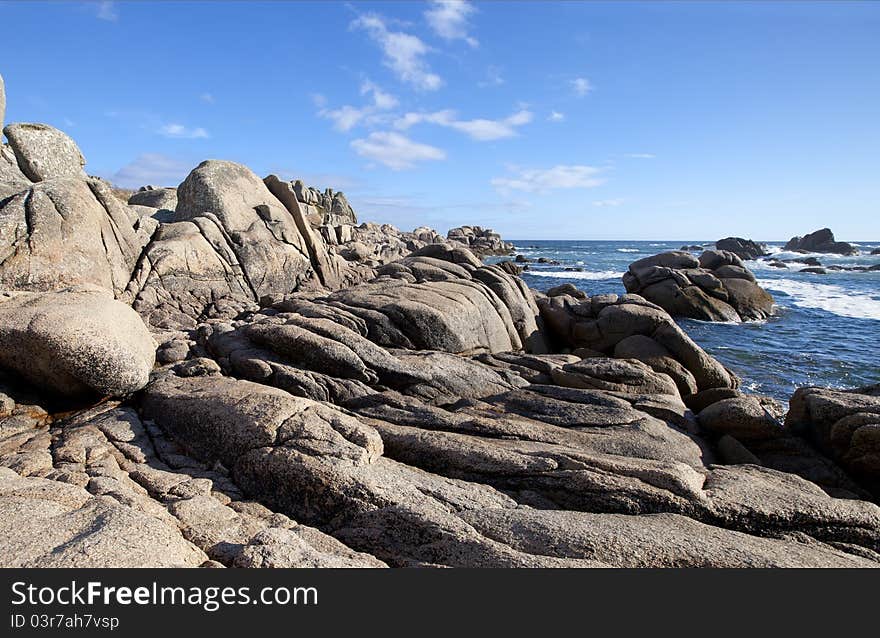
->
[757, 278, 880, 320]
[525, 270, 624, 281]
[750, 259, 813, 271]
[616, 248, 640, 253]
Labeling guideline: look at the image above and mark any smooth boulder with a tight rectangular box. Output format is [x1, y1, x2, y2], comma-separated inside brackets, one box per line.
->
[0, 287, 156, 397]
[3, 123, 86, 182]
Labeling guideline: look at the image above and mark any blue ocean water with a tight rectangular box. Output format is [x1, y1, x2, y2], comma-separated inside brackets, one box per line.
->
[490, 240, 880, 404]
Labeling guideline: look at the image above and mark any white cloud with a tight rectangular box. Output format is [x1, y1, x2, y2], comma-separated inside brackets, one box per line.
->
[158, 123, 210, 139]
[360, 80, 399, 110]
[311, 93, 328, 108]
[624, 153, 656, 159]
[321, 105, 369, 132]
[200, 93, 215, 104]
[571, 77, 593, 97]
[548, 111, 565, 122]
[593, 198, 624, 207]
[95, 1, 118, 22]
[109, 153, 192, 189]
[351, 131, 446, 170]
[351, 13, 443, 91]
[491, 165, 605, 194]
[425, 0, 478, 47]
[319, 80, 398, 132]
[394, 108, 533, 141]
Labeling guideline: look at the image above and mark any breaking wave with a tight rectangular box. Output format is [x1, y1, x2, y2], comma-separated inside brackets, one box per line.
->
[758, 278, 880, 321]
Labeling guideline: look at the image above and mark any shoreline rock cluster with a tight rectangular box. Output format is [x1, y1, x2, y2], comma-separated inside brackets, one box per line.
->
[1, 73, 879, 568]
[785, 228, 859, 256]
[622, 250, 774, 322]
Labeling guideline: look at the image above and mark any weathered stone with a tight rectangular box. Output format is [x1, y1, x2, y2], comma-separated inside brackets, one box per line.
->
[784, 228, 858, 256]
[624, 251, 773, 322]
[175, 160, 313, 298]
[698, 397, 783, 441]
[3, 123, 86, 182]
[0, 178, 144, 295]
[128, 187, 177, 210]
[0, 469, 206, 567]
[0, 287, 156, 397]
[715, 237, 768, 261]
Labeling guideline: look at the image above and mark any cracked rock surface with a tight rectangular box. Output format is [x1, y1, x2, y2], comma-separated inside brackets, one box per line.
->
[1, 73, 879, 568]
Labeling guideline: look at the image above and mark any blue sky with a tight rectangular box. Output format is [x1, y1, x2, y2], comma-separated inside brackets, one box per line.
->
[1, 1, 878, 240]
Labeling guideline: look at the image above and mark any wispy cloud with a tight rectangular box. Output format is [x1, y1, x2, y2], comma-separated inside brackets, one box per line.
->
[360, 79, 399, 110]
[571, 77, 593, 97]
[593, 198, 624, 207]
[624, 153, 656, 159]
[200, 93, 215, 104]
[351, 13, 443, 91]
[548, 111, 565, 122]
[319, 79, 398, 132]
[425, 0, 478, 48]
[351, 131, 446, 170]
[394, 108, 532, 141]
[95, 1, 118, 22]
[478, 65, 505, 88]
[492, 165, 605, 194]
[158, 123, 210, 139]
[109, 153, 192, 189]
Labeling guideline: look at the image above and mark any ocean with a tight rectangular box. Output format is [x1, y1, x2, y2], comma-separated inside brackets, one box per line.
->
[490, 240, 880, 405]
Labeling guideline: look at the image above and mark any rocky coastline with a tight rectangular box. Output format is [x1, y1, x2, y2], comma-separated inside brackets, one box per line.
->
[1, 73, 879, 568]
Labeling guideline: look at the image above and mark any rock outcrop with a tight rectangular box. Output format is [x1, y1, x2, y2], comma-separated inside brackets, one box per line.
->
[786, 385, 880, 498]
[537, 289, 738, 395]
[715, 237, 768, 260]
[784, 228, 858, 256]
[0, 176, 146, 295]
[447, 225, 513, 257]
[622, 250, 774, 322]
[291, 179, 358, 226]
[2, 71, 879, 569]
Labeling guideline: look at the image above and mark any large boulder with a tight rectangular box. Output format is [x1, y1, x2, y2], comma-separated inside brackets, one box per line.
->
[128, 186, 177, 210]
[0, 177, 145, 295]
[537, 291, 738, 395]
[2, 123, 86, 182]
[784, 228, 858, 256]
[715, 237, 768, 260]
[786, 385, 880, 498]
[622, 250, 774, 321]
[0, 287, 156, 398]
[175, 160, 314, 298]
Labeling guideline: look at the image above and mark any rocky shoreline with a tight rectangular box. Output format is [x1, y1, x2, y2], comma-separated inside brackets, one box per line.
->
[1, 73, 879, 568]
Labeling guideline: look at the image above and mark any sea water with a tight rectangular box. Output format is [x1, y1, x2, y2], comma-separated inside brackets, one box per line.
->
[490, 240, 880, 404]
